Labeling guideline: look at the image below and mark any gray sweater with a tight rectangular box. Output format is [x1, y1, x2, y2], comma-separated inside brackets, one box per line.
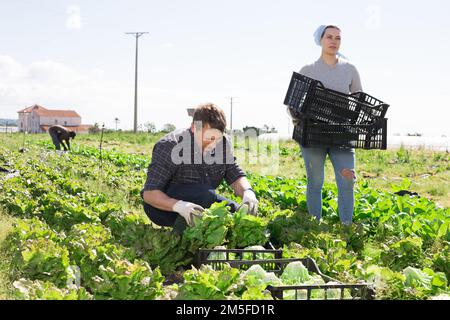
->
[299, 57, 362, 94]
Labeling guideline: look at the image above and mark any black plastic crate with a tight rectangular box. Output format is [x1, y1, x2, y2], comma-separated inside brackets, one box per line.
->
[197, 253, 374, 300]
[262, 258, 374, 300]
[217, 257, 316, 276]
[195, 243, 283, 272]
[284, 72, 389, 125]
[293, 118, 387, 150]
[267, 282, 374, 300]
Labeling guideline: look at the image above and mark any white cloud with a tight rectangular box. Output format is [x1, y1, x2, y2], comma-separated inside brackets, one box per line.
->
[66, 5, 82, 30]
[0, 55, 29, 78]
[0, 56, 191, 130]
[0, 56, 124, 125]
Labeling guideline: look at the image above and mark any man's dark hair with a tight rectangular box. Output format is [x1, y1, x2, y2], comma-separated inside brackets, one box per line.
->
[321, 25, 341, 39]
[69, 131, 76, 139]
[192, 103, 227, 132]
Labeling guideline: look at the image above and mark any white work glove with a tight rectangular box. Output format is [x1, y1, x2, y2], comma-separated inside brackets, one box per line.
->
[172, 200, 204, 227]
[241, 189, 259, 216]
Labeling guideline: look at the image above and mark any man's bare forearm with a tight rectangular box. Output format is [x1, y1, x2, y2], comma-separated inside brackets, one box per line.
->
[143, 190, 178, 212]
[230, 176, 252, 198]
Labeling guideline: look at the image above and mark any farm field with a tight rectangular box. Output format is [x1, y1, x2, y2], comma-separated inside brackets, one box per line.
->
[0, 132, 449, 300]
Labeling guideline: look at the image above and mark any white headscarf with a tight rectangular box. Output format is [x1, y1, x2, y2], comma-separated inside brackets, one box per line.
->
[313, 25, 348, 60]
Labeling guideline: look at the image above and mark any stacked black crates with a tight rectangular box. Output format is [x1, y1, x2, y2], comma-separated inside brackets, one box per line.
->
[196, 247, 374, 300]
[284, 72, 389, 149]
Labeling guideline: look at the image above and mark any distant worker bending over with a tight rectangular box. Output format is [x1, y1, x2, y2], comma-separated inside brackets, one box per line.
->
[48, 125, 76, 151]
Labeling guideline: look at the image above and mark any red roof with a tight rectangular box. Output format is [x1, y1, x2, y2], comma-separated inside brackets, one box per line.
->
[36, 109, 80, 118]
[18, 105, 80, 118]
[17, 104, 44, 113]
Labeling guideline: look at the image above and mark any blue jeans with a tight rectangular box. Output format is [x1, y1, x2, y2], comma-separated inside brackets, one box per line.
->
[300, 146, 356, 225]
[49, 131, 62, 150]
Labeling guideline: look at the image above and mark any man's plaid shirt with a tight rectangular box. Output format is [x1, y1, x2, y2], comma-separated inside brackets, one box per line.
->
[141, 129, 246, 197]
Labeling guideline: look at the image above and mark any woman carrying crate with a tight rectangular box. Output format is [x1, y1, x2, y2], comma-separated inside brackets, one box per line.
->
[295, 25, 362, 225]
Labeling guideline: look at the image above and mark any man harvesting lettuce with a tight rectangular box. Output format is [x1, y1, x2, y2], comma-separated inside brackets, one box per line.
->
[141, 103, 258, 234]
[48, 125, 76, 151]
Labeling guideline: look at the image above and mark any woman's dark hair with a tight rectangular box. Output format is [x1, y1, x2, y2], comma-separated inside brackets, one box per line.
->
[192, 103, 227, 132]
[321, 25, 341, 39]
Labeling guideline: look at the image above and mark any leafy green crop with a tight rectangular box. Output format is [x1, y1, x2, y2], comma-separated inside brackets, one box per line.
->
[176, 264, 242, 300]
[244, 265, 282, 287]
[66, 222, 113, 264]
[135, 227, 194, 275]
[381, 237, 424, 271]
[16, 238, 71, 287]
[184, 202, 270, 251]
[88, 259, 165, 300]
[13, 278, 93, 300]
[11, 218, 62, 244]
[229, 207, 269, 248]
[104, 211, 149, 244]
[183, 202, 233, 251]
[280, 261, 311, 285]
[1, 142, 449, 300]
[432, 244, 450, 280]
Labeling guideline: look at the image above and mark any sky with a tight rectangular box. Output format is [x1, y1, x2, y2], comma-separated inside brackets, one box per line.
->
[0, 0, 449, 136]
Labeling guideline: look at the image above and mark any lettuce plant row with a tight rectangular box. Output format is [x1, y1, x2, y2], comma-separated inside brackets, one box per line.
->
[0, 145, 448, 300]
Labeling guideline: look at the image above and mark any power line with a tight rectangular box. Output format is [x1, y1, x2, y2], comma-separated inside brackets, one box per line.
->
[125, 32, 149, 133]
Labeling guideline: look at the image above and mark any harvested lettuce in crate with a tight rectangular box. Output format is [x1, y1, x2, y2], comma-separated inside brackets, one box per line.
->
[206, 246, 236, 261]
[242, 245, 273, 260]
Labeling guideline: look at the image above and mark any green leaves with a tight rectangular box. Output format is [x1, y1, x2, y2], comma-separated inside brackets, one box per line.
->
[404, 267, 432, 289]
[183, 202, 270, 251]
[183, 202, 234, 250]
[267, 210, 328, 247]
[432, 246, 450, 280]
[17, 238, 71, 287]
[402, 267, 448, 298]
[12, 218, 62, 243]
[381, 237, 424, 271]
[89, 259, 165, 300]
[390, 178, 412, 193]
[229, 206, 269, 248]
[176, 264, 242, 300]
[437, 222, 449, 239]
[37, 141, 150, 169]
[103, 210, 149, 244]
[2, 151, 167, 299]
[13, 279, 93, 300]
[66, 222, 113, 264]
[280, 261, 311, 285]
[135, 227, 194, 275]
[2, 142, 449, 300]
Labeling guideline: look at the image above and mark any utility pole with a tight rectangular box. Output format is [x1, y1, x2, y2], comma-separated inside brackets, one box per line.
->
[229, 97, 237, 132]
[125, 32, 149, 133]
[114, 117, 120, 131]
